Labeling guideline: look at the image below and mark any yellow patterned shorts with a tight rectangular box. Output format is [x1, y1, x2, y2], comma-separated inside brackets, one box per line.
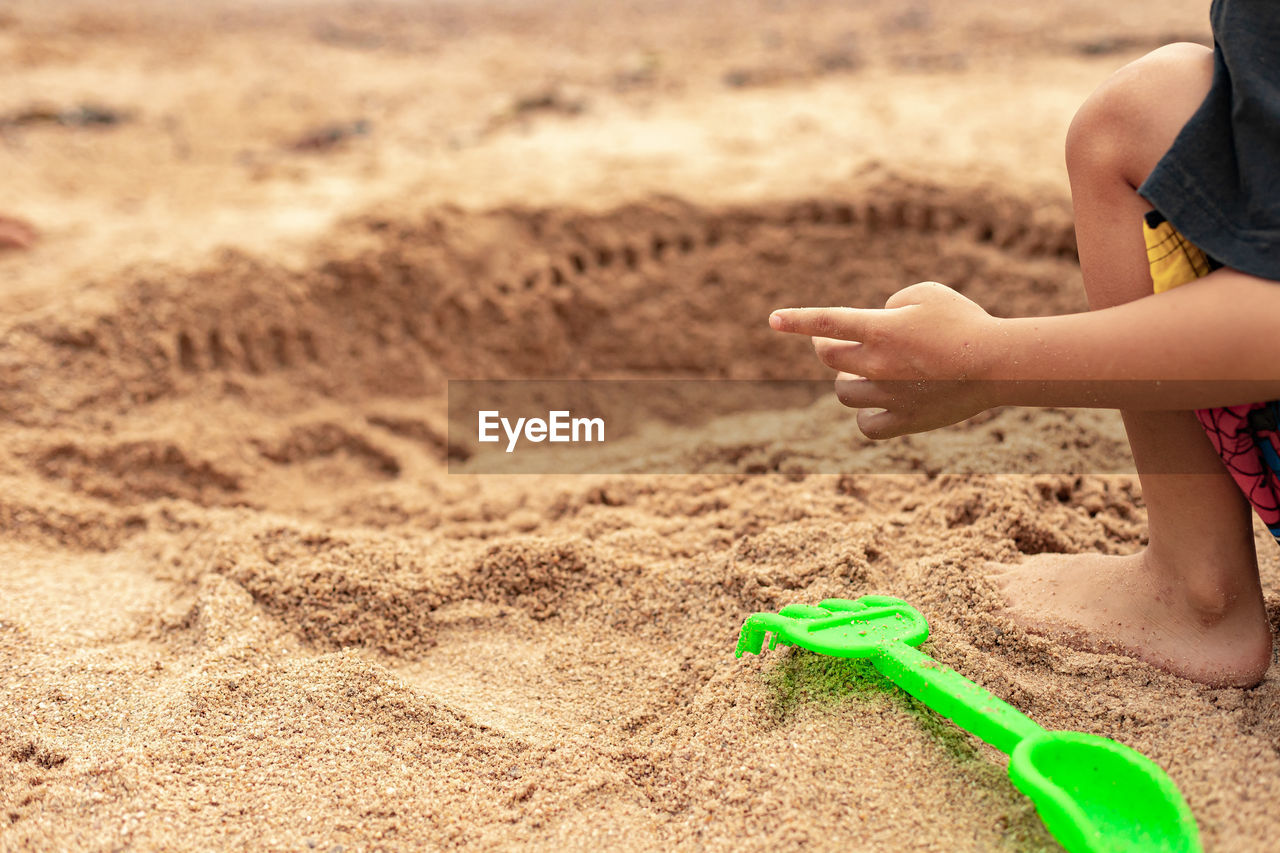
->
[1143, 209, 1217, 293]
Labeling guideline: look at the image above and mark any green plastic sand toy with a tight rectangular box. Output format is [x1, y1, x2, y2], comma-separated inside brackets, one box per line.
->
[736, 595, 1201, 853]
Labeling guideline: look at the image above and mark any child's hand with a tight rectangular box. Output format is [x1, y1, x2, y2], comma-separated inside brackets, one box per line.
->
[769, 282, 1002, 439]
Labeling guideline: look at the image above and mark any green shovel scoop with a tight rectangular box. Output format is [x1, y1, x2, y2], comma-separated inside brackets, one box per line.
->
[736, 595, 1201, 853]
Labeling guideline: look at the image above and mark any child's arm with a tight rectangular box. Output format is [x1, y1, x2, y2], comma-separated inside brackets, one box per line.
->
[769, 271, 1280, 439]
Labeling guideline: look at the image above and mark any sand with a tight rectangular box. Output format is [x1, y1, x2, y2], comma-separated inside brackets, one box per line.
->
[3, 0, 1280, 850]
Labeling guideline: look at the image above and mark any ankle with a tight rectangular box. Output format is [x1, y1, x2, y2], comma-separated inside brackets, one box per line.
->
[1139, 546, 1261, 626]
[1182, 586, 1242, 626]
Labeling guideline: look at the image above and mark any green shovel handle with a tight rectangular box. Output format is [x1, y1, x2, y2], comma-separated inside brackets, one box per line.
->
[872, 641, 1044, 755]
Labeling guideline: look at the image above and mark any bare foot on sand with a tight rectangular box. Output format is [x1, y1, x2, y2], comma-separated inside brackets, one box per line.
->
[990, 550, 1273, 688]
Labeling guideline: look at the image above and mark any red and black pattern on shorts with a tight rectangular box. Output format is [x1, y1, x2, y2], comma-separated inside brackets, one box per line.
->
[1196, 401, 1280, 540]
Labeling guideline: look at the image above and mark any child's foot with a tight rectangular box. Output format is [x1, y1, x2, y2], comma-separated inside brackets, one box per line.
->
[989, 550, 1273, 687]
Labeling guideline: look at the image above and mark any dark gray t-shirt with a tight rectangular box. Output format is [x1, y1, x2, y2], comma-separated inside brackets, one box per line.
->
[1139, 0, 1280, 281]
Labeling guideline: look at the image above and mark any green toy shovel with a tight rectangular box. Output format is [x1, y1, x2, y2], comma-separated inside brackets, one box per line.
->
[736, 595, 1201, 853]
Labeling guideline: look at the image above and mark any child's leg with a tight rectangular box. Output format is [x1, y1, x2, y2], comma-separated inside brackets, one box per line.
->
[992, 43, 1273, 687]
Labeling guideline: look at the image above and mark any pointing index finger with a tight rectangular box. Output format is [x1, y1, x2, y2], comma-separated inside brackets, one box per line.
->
[769, 307, 880, 340]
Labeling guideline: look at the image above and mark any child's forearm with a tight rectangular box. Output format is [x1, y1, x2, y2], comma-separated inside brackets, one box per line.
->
[987, 270, 1280, 409]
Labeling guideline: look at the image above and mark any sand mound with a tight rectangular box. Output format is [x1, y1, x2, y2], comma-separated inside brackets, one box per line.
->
[2, 175, 1080, 420]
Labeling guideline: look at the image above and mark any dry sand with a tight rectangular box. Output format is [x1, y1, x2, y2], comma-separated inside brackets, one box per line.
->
[3, 1, 1280, 850]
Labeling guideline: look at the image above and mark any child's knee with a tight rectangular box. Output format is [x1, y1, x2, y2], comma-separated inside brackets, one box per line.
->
[1066, 42, 1213, 188]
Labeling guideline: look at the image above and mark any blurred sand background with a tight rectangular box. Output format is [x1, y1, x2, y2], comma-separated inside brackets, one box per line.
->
[3, 1, 1280, 850]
